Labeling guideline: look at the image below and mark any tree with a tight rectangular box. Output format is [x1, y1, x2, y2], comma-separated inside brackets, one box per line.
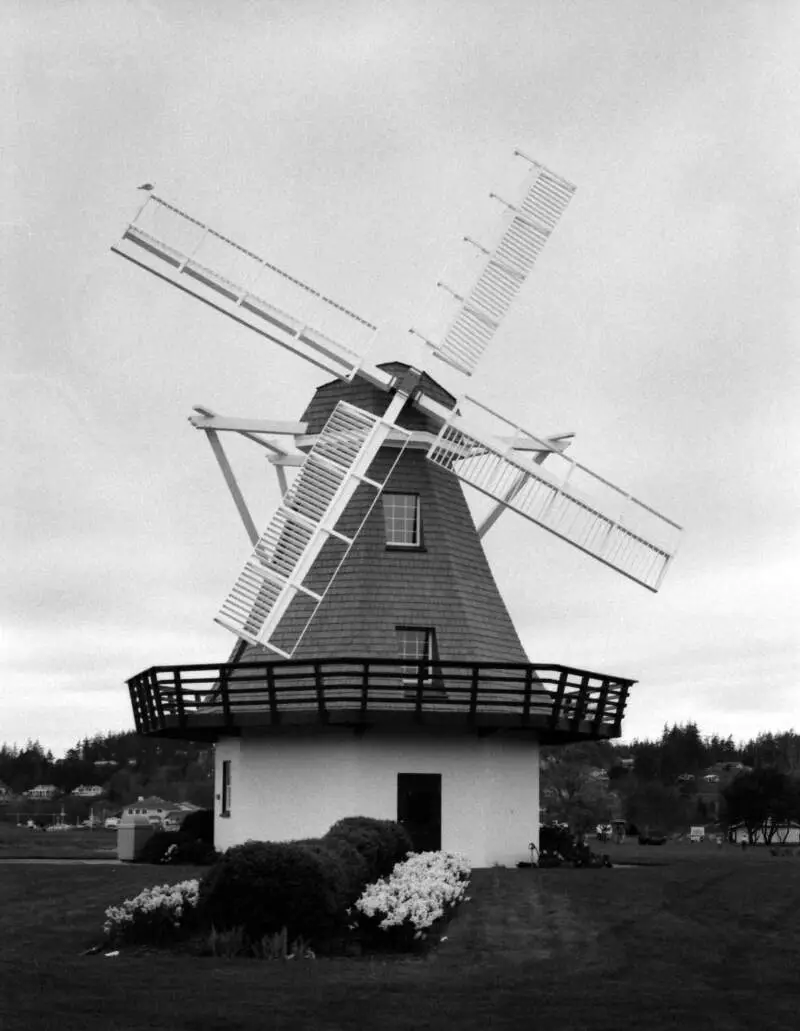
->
[541, 760, 612, 836]
[630, 741, 661, 782]
[722, 767, 797, 844]
[623, 781, 688, 834]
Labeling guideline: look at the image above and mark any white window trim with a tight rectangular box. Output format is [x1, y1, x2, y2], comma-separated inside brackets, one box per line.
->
[221, 760, 232, 817]
[382, 493, 421, 548]
[397, 626, 436, 684]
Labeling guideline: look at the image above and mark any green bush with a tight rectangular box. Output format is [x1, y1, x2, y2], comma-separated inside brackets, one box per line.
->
[180, 808, 214, 844]
[199, 840, 348, 945]
[317, 834, 370, 903]
[134, 830, 218, 866]
[325, 817, 412, 883]
[295, 836, 366, 906]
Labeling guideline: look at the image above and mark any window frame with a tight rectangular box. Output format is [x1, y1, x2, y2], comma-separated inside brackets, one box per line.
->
[220, 759, 232, 818]
[382, 492, 423, 549]
[396, 626, 437, 683]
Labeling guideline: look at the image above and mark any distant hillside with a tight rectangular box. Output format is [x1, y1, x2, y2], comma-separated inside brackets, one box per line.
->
[0, 732, 213, 819]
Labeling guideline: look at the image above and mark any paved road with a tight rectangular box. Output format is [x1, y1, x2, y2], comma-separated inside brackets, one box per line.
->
[0, 857, 123, 864]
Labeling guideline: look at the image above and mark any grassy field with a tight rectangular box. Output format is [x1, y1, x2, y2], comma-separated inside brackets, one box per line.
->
[0, 822, 117, 859]
[1, 841, 798, 1030]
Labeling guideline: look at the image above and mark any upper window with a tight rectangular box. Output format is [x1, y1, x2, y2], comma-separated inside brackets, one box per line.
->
[396, 626, 437, 682]
[382, 493, 421, 547]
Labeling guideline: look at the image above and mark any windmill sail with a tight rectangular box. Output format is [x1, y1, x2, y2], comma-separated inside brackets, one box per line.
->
[216, 401, 410, 655]
[431, 159, 576, 376]
[112, 196, 393, 388]
[426, 399, 681, 592]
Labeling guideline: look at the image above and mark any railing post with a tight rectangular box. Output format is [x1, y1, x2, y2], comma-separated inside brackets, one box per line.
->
[174, 669, 187, 732]
[521, 665, 533, 726]
[315, 662, 328, 724]
[468, 665, 479, 726]
[414, 661, 425, 723]
[267, 664, 280, 725]
[550, 669, 568, 730]
[613, 681, 631, 736]
[150, 672, 165, 729]
[220, 666, 232, 730]
[361, 661, 370, 719]
[128, 679, 143, 734]
[593, 678, 610, 735]
[147, 670, 161, 732]
[571, 675, 589, 730]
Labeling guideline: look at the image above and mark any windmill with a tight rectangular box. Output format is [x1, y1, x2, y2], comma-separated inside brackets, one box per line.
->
[114, 151, 681, 863]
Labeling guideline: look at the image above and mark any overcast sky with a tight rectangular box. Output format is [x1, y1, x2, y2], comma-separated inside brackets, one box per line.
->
[3, 0, 798, 758]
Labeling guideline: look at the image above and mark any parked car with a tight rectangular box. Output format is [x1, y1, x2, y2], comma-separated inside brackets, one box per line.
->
[104, 817, 120, 829]
[638, 832, 668, 846]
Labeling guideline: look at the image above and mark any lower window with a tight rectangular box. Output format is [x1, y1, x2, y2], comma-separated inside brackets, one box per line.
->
[396, 626, 437, 683]
[220, 759, 232, 817]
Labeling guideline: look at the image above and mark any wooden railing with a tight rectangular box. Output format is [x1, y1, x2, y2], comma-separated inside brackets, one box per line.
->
[127, 658, 633, 741]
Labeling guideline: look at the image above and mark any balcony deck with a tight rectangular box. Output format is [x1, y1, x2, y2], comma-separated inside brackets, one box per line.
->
[127, 658, 633, 743]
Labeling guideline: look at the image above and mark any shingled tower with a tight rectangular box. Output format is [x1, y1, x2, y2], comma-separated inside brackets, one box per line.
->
[233, 363, 528, 668]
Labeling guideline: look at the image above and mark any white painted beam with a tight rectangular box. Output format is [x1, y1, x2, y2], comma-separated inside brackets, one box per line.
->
[189, 415, 308, 435]
[191, 406, 290, 456]
[201, 429, 259, 546]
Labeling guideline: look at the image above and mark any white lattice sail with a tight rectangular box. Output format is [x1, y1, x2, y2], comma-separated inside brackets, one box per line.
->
[217, 401, 410, 654]
[112, 196, 391, 386]
[426, 401, 681, 592]
[431, 159, 576, 376]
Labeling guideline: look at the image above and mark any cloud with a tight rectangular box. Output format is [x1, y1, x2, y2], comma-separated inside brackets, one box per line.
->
[3, 0, 798, 757]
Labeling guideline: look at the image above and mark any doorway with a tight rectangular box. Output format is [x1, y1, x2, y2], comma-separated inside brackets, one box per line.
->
[397, 773, 441, 852]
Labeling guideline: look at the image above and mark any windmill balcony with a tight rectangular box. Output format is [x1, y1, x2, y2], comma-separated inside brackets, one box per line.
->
[127, 659, 633, 744]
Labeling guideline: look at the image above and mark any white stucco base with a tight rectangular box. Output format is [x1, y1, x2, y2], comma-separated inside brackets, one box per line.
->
[214, 725, 540, 868]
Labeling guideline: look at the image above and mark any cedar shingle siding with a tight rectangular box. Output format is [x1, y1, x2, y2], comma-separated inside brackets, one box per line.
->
[236, 363, 528, 665]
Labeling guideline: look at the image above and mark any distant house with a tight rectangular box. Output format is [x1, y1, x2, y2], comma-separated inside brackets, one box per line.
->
[71, 785, 105, 798]
[730, 822, 800, 845]
[123, 796, 176, 824]
[26, 784, 59, 800]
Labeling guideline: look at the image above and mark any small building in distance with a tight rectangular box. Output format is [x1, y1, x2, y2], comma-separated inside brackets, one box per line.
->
[122, 796, 176, 825]
[25, 784, 59, 801]
[730, 822, 800, 846]
[71, 785, 105, 798]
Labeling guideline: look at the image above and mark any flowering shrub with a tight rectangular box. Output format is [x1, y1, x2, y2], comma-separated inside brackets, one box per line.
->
[355, 851, 471, 948]
[103, 879, 200, 945]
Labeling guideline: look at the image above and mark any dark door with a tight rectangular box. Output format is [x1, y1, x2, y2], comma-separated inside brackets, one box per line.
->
[397, 773, 441, 852]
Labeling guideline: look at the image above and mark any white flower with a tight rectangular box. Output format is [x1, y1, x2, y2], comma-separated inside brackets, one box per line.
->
[103, 878, 200, 942]
[354, 851, 471, 937]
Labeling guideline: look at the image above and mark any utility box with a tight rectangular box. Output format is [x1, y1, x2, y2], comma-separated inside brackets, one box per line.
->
[117, 813, 155, 861]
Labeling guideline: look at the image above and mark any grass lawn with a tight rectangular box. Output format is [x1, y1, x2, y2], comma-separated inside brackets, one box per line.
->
[1, 842, 798, 1030]
[0, 822, 117, 859]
